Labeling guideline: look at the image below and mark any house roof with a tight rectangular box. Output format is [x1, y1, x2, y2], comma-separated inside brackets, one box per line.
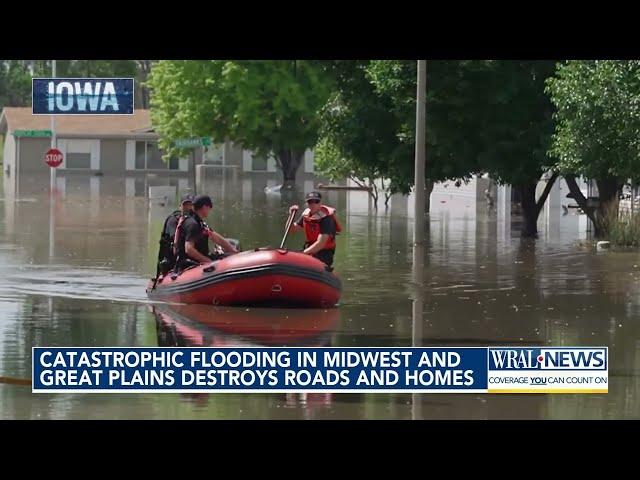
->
[0, 107, 158, 139]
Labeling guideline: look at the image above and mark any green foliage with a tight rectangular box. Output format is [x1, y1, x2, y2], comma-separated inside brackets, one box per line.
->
[147, 60, 333, 180]
[317, 60, 557, 198]
[315, 61, 409, 197]
[0, 61, 33, 108]
[600, 201, 640, 247]
[546, 60, 640, 183]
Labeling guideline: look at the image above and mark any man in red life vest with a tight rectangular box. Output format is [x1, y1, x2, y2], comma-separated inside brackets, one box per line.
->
[289, 191, 341, 268]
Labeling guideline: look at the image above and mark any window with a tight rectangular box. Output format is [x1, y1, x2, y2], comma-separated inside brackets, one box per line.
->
[169, 156, 180, 170]
[134, 141, 174, 170]
[135, 141, 146, 169]
[252, 153, 268, 171]
[66, 152, 91, 169]
[146, 142, 165, 169]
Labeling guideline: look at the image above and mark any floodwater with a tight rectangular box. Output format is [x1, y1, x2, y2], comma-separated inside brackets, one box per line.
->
[1, 171, 639, 419]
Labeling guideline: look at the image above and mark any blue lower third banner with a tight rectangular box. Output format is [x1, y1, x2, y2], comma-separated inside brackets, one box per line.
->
[31, 347, 608, 394]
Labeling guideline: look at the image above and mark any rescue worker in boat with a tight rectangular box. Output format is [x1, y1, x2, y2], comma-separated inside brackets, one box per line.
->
[156, 193, 194, 276]
[173, 194, 238, 271]
[288, 191, 341, 268]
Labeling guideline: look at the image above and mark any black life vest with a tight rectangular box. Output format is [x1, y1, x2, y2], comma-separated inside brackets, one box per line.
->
[174, 213, 211, 265]
[158, 210, 182, 262]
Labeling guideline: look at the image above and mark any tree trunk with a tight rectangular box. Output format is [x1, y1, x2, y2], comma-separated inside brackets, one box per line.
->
[517, 182, 540, 238]
[425, 180, 434, 214]
[565, 175, 621, 237]
[595, 176, 621, 230]
[514, 172, 559, 238]
[276, 148, 305, 188]
[369, 178, 378, 209]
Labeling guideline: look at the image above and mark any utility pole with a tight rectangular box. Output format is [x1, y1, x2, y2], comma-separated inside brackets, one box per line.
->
[413, 60, 427, 245]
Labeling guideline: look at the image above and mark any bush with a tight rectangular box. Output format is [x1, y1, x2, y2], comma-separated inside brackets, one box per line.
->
[601, 201, 640, 247]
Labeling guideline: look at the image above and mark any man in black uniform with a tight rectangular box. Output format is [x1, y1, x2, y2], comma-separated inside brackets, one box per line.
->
[175, 194, 238, 269]
[156, 193, 194, 275]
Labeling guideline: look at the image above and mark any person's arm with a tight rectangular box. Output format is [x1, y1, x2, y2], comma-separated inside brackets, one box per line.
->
[288, 205, 303, 232]
[304, 234, 330, 255]
[185, 241, 213, 264]
[209, 230, 238, 254]
[289, 219, 304, 233]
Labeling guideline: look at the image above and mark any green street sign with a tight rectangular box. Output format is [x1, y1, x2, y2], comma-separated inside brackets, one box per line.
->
[13, 129, 52, 138]
[174, 137, 212, 148]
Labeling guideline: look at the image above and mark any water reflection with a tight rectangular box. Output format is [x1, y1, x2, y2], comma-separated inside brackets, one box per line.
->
[153, 304, 339, 348]
[152, 303, 339, 417]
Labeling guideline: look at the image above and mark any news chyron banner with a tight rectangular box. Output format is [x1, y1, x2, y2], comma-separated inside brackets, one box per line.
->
[32, 347, 608, 394]
[32, 78, 134, 115]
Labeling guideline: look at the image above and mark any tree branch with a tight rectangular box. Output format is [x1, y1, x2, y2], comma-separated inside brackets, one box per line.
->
[565, 175, 597, 226]
[535, 171, 559, 215]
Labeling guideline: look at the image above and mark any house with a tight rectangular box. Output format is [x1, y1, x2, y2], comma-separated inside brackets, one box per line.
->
[0, 106, 315, 174]
[0, 107, 191, 177]
[201, 140, 316, 174]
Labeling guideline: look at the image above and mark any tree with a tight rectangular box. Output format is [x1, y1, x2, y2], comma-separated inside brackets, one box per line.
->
[466, 60, 559, 237]
[0, 60, 33, 109]
[147, 60, 333, 186]
[318, 60, 558, 236]
[315, 137, 388, 207]
[546, 60, 640, 236]
[371, 60, 559, 237]
[315, 61, 409, 207]
[316, 60, 486, 210]
[136, 60, 152, 109]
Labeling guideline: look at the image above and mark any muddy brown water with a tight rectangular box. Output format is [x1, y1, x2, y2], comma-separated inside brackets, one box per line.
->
[1, 172, 639, 419]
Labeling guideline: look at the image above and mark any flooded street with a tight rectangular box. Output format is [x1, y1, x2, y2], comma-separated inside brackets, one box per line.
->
[1, 172, 640, 419]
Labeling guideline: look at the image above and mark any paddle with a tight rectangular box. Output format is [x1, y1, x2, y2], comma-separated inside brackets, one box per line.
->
[279, 207, 299, 249]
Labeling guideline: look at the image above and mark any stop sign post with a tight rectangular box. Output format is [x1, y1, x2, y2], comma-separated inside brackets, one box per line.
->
[45, 148, 63, 168]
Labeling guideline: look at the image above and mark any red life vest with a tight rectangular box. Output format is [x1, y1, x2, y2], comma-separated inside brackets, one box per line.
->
[302, 205, 342, 251]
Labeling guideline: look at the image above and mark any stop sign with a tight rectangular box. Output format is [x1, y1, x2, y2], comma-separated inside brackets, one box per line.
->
[45, 148, 63, 168]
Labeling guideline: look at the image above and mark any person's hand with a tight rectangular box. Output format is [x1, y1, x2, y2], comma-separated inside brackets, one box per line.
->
[289, 205, 299, 214]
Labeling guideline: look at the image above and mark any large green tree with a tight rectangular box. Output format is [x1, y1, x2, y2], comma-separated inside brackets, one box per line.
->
[147, 60, 333, 186]
[317, 60, 558, 237]
[465, 60, 558, 238]
[315, 61, 409, 207]
[546, 60, 640, 236]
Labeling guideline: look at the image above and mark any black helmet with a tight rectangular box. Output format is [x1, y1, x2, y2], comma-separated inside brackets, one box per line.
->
[193, 195, 213, 209]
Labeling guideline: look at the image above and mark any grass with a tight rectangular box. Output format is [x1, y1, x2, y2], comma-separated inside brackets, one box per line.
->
[600, 201, 640, 247]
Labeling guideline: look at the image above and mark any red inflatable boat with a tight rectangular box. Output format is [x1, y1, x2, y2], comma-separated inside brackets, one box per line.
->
[146, 248, 341, 308]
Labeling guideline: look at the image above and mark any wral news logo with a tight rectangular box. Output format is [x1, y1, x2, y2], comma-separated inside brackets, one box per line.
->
[487, 347, 608, 393]
[489, 348, 607, 370]
[32, 78, 134, 115]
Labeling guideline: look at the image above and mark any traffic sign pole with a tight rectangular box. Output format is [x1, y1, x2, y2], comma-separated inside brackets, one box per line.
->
[50, 60, 57, 193]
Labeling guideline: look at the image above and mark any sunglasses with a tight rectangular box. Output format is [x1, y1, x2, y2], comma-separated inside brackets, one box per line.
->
[306, 199, 320, 204]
